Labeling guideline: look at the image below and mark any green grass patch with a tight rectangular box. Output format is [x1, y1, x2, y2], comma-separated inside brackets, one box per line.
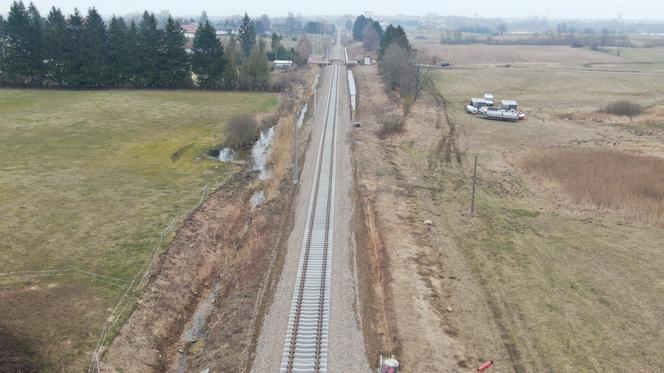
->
[510, 208, 540, 218]
[0, 88, 278, 370]
[0, 89, 277, 279]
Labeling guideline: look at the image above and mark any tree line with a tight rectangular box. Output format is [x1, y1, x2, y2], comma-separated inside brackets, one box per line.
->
[0, 1, 278, 90]
[352, 15, 384, 51]
[440, 27, 632, 48]
[353, 15, 431, 109]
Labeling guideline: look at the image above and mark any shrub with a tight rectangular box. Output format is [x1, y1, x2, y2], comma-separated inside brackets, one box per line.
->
[260, 114, 278, 130]
[225, 114, 258, 149]
[379, 113, 405, 138]
[602, 100, 644, 118]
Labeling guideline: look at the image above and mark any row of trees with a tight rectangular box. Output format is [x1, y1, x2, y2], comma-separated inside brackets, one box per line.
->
[352, 15, 431, 107]
[302, 21, 336, 35]
[352, 15, 384, 51]
[0, 2, 275, 89]
[378, 25, 431, 105]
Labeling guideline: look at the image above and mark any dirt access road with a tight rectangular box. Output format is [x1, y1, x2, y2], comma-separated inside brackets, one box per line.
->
[252, 38, 369, 372]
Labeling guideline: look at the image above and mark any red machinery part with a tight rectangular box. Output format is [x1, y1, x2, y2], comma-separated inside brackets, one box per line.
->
[477, 360, 494, 371]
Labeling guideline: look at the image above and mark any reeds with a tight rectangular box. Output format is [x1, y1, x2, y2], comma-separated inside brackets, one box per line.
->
[523, 149, 664, 225]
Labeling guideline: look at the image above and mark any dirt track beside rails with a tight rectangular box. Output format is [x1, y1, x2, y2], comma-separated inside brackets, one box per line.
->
[351, 64, 475, 372]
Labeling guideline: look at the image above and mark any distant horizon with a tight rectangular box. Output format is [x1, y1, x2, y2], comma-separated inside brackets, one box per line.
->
[1, 0, 663, 21]
[2, 11, 664, 24]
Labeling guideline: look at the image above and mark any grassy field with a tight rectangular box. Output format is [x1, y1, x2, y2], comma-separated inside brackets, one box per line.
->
[426, 45, 664, 371]
[0, 89, 278, 370]
[410, 41, 626, 66]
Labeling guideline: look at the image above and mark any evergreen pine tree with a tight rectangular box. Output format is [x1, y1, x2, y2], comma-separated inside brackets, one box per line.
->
[44, 7, 67, 85]
[26, 2, 44, 85]
[161, 17, 190, 88]
[3, 1, 32, 84]
[191, 20, 224, 88]
[238, 13, 256, 58]
[270, 32, 282, 60]
[137, 11, 161, 87]
[106, 16, 128, 87]
[352, 15, 367, 40]
[125, 20, 139, 86]
[239, 42, 269, 91]
[372, 21, 384, 40]
[0, 16, 6, 84]
[81, 7, 106, 86]
[64, 9, 85, 86]
[379, 25, 410, 58]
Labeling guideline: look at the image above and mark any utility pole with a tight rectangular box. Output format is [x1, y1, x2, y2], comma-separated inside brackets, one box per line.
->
[293, 112, 299, 184]
[470, 155, 478, 216]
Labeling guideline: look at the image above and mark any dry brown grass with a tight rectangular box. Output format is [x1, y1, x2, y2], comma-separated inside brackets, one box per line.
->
[411, 43, 626, 65]
[265, 67, 317, 195]
[523, 149, 664, 225]
[379, 113, 405, 138]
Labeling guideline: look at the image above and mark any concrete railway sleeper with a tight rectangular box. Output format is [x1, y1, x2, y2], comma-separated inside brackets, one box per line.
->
[281, 53, 340, 373]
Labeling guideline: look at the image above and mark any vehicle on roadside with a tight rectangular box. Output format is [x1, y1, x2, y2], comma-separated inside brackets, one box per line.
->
[469, 97, 488, 109]
[484, 93, 494, 106]
[479, 106, 519, 122]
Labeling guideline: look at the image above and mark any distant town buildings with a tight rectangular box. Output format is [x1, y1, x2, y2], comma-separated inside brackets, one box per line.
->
[181, 23, 240, 39]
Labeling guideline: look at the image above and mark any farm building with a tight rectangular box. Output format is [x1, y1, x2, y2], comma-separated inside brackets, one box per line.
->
[273, 60, 294, 69]
[501, 100, 518, 110]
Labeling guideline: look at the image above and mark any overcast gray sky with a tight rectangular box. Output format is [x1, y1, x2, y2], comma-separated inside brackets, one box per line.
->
[2, 0, 662, 19]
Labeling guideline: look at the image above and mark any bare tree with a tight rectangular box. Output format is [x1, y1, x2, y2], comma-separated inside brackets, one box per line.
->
[380, 43, 411, 91]
[380, 44, 435, 110]
[412, 51, 435, 101]
[497, 23, 507, 35]
[296, 34, 312, 64]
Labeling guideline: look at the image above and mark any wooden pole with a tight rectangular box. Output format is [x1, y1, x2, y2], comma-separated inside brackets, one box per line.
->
[470, 155, 478, 216]
[293, 113, 299, 184]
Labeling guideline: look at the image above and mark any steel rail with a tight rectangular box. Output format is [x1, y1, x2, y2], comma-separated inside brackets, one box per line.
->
[280, 44, 340, 373]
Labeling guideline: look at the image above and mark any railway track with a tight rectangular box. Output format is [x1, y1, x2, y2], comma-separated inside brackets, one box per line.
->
[280, 44, 341, 373]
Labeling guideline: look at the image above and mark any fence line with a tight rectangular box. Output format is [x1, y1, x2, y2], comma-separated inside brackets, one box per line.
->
[88, 181, 220, 372]
[0, 268, 128, 287]
[88, 212, 180, 372]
